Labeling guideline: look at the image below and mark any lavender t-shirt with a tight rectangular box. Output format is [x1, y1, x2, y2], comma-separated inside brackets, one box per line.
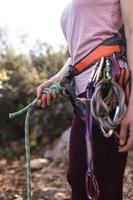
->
[60, 0, 123, 95]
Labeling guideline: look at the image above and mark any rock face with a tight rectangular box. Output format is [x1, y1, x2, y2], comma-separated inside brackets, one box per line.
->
[44, 128, 71, 165]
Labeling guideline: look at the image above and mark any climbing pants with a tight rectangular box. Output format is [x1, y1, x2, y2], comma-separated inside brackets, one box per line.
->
[67, 91, 128, 200]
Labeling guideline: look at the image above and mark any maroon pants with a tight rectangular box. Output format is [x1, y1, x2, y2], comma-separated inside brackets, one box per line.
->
[67, 93, 127, 200]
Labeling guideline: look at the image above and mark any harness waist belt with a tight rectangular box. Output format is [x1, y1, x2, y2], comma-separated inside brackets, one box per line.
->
[67, 37, 124, 80]
[74, 45, 120, 73]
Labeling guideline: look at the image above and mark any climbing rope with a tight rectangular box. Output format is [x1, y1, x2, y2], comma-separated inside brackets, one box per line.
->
[9, 83, 62, 200]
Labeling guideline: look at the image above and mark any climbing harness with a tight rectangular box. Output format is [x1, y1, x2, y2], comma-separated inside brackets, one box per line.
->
[62, 36, 131, 200]
[9, 36, 131, 200]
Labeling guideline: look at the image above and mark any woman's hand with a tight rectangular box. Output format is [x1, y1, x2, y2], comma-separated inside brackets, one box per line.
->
[119, 0, 133, 152]
[119, 98, 133, 152]
[36, 75, 60, 108]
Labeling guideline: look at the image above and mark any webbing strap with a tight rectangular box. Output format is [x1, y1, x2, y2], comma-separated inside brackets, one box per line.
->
[68, 45, 121, 80]
[66, 36, 125, 81]
[73, 45, 121, 73]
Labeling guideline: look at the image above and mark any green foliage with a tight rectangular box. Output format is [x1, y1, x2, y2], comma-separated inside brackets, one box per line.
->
[0, 27, 126, 150]
[30, 42, 68, 81]
[0, 30, 72, 149]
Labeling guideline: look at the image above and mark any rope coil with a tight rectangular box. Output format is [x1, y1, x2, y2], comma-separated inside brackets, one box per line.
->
[90, 79, 127, 130]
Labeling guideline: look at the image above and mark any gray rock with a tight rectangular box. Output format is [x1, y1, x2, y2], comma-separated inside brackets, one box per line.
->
[30, 158, 49, 170]
[44, 128, 71, 164]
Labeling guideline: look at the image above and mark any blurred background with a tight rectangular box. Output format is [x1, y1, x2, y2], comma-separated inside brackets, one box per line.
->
[0, 0, 132, 200]
[0, 0, 71, 147]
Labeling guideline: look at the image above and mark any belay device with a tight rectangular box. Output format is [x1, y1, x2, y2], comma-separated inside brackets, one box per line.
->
[9, 36, 131, 200]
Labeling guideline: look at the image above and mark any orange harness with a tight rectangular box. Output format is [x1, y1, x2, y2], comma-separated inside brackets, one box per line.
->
[72, 45, 121, 74]
[66, 37, 131, 103]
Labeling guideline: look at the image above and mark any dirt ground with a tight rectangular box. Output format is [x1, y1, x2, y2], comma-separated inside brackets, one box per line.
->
[0, 151, 132, 200]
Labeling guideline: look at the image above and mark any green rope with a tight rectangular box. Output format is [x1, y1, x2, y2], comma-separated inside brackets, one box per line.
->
[9, 98, 38, 118]
[9, 83, 62, 200]
[25, 107, 33, 200]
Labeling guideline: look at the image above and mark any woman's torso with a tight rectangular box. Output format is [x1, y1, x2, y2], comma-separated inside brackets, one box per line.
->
[60, 0, 123, 95]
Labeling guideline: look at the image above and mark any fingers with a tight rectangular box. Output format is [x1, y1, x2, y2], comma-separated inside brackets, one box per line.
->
[41, 94, 47, 108]
[36, 80, 53, 98]
[118, 118, 133, 152]
[36, 79, 58, 107]
[36, 85, 43, 98]
[37, 92, 59, 108]
[119, 134, 133, 152]
[119, 120, 129, 146]
[45, 93, 51, 106]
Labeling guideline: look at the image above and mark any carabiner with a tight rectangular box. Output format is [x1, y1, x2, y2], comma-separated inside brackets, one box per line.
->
[95, 57, 104, 84]
[105, 58, 112, 80]
[88, 61, 100, 84]
[86, 171, 100, 200]
[100, 106, 120, 138]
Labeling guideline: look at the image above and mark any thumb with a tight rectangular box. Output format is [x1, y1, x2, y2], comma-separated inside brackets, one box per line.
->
[36, 80, 53, 98]
[36, 86, 43, 98]
[119, 120, 129, 146]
